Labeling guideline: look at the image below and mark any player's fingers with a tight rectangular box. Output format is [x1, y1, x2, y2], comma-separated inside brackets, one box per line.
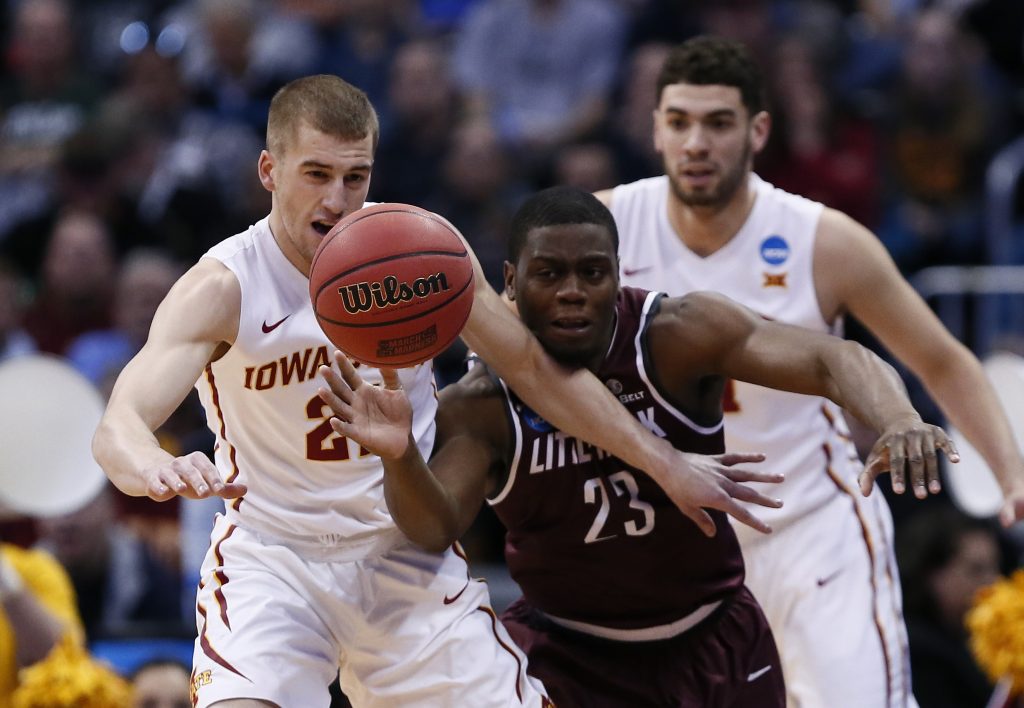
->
[720, 466, 784, 485]
[858, 469, 875, 497]
[318, 364, 354, 402]
[680, 506, 717, 537]
[921, 428, 941, 495]
[903, 432, 927, 500]
[721, 500, 772, 535]
[318, 380, 355, 419]
[936, 430, 960, 464]
[217, 483, 247, 499]
[147, 476, 176, 502]
[380, 368, 402, 391]
[724, 480, 783, 508]
[155, 470, 188, 499]
[334, 350, 364, 390]
[715, 452, 766, 466]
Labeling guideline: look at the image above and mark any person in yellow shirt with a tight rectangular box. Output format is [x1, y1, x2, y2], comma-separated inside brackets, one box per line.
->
[0, 541, 82, 707]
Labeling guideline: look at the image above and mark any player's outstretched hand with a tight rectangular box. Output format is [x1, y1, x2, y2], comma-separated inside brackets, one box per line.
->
[142, 451, 246, 502]
[859, 417, 959, 498]
[318, 350, 413, 460]
[661, 451, 783, 537]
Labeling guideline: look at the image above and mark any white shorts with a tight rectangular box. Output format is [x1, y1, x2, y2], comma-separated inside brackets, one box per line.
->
[191, 514, 550, 708]
[740, 489, 918, 708]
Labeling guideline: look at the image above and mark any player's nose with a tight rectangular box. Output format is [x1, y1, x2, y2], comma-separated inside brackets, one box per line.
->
[556, 274, 586, 301]
[321, 180, 352, 217]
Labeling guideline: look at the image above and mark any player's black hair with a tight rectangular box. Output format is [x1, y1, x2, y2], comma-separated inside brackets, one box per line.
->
[657, 35, 767, 116]
[507, 186, 619, 263]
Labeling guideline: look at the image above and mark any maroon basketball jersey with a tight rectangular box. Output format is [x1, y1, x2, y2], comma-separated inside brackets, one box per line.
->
[490, 287, 744, 631]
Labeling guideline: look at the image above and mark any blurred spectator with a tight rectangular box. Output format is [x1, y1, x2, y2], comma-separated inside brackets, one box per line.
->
[21, 209, 115, 355]
[35, 485, 184, 641]
[549, 141, 618, 193]
[605, 41, 670, 183]
[0, 0, 100, 172]
[757, 33, 882, 228]
[131, 657, 191, 708]
[66, 248, 183, 393]
[896, 503, 1008, 708]
[0, 119, 150, 278]
[313, 0, 413, 131]
[451, 0, 627, 163]
[0, 520, 83, 703]
[876, 8, 1007, 273]
[0, 259, 35, 362]
[0, 0, 101, 238]
[963, 0, 1024, 131]
[371, 38, 459, 206]
[101, 41, 261, 261]
[422, 118, 529, 386]
[424, 118, 528, 291]
[178, 0, 311, 135]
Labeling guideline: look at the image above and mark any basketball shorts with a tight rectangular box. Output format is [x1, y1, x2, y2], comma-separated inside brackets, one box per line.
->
[191, 514, 551, 707]
[501, 586, 784, 707]
[741, 488, 918, 708]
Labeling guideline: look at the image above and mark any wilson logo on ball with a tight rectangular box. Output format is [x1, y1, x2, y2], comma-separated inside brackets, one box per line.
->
[338, 272, 451, 314]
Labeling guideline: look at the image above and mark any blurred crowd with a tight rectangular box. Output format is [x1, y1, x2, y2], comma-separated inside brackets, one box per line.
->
[1, 0, 1023, 705]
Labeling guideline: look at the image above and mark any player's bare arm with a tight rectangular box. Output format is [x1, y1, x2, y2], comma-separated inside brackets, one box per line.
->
[459, 274, 783, 537]
[319, 354, 504, 551]
[815, 208, 1024, 524]
[92, 259, 247, 502]
[651, 292, 958, 499]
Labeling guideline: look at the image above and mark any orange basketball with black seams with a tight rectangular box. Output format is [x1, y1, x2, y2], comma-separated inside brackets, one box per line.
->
[309, 203, 475, 368]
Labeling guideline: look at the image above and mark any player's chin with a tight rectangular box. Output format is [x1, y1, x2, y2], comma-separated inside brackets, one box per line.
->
[539, 335, 595, 368]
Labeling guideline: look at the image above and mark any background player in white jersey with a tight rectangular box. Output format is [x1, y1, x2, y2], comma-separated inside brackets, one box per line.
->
[92, 75, 786, 708]
[596, 36, 1024, 708]
[317, 186, 956, 708]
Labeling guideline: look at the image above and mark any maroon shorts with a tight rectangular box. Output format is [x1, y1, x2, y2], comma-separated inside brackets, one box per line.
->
[500, 586, 784, 708]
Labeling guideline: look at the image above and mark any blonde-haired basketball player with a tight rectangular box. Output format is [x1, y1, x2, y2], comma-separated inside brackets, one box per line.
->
[597, 36, 1024, 708]
[93, 74, 785, 708]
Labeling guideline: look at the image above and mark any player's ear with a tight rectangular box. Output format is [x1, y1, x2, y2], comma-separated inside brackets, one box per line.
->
[257, 150, 275, 192]
[503, 261, 517, 301]
[750, 110, 771, 155]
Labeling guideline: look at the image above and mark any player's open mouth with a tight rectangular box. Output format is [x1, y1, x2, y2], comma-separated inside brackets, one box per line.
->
[682, 165, 715, 178]
[552, 318, 591, 332]
[312, 221, 335, 236]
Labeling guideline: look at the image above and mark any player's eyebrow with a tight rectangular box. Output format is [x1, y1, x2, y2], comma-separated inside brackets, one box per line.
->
[299, 160, 372, 172]
[663, 106, 737, 120]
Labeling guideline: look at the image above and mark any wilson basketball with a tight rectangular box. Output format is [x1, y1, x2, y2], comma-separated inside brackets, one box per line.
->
[309, 203, 475, 367]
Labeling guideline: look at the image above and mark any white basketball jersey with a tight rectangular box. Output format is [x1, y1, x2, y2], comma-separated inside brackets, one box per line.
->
[195, 218, 438, 544]
[610, 174, 862, 543]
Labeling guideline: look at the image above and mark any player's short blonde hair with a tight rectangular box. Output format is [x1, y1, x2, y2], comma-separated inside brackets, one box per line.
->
[266, 75, 379, 155]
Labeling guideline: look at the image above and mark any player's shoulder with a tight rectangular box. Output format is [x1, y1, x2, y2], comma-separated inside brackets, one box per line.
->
[657, 291, 739, 324]
[814, 205, 888, 265]
[651, 291, 755, 349]
[596, 176, 666, 208]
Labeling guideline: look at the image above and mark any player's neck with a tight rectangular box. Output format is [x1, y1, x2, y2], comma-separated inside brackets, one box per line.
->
[666, 178, 757, 258]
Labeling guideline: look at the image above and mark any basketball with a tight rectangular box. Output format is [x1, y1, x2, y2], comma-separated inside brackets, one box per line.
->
[309, 203, 475, 368]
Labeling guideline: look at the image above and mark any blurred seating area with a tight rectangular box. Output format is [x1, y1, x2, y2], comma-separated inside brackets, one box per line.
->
[1, 0, 1023, 705]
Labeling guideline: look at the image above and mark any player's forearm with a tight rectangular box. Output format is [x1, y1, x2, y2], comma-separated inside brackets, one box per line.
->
[92, 412, 174, 498]
[493, 342, 677, 485]
[820, 340, 921, 432]
[922, 353, 1024, 492]
[382, 437, 463, 552]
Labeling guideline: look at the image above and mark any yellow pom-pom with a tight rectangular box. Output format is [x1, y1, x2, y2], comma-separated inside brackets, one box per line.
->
[968, 569, 1024, 697]
[12, 638, 133, 708]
